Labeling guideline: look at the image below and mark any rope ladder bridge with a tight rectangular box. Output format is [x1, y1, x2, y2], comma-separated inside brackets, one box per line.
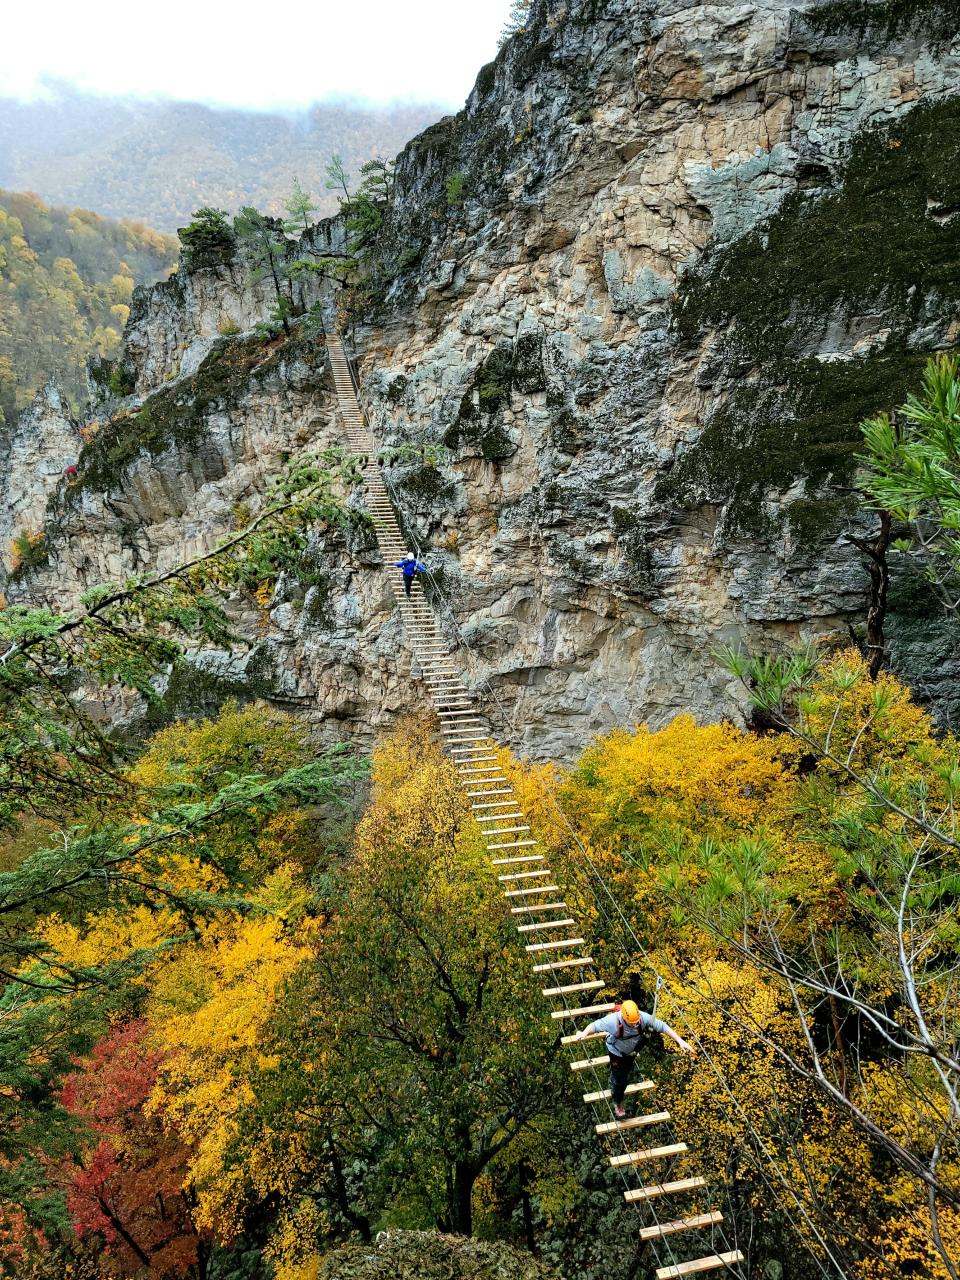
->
[326, 336, 745, 1280]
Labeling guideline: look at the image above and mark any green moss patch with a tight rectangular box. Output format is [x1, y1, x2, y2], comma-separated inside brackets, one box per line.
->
[444, 337, 545, 461]
[662, 95, 960, 543]
[395, 465, 455, 504]
[807, 0, 960, 44]
[62, 332, 315, 504]
[139, 647, 287, 736]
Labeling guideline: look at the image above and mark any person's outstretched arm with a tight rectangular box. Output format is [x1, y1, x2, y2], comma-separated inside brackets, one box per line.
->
[643, 1012, 696, 1055]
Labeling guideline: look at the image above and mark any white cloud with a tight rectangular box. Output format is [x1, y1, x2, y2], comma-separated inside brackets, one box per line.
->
[1, 0, 511, 108]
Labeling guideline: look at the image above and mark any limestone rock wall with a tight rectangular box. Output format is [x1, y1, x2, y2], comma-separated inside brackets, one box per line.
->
[7, 0, 960, 756]
[0, 383, 80, 570]
[347, 0, 960, 753]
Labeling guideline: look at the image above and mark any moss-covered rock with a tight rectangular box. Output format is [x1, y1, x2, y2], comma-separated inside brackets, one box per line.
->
[807, 0, 960, 44]
[317, 1230, 560, 1280]
[395, 464, 456, 504]
[62, 332, 319, 504]
[139, 647, 291, 737]
[445, 337, 546, 461]
[661, 94, 960, 544]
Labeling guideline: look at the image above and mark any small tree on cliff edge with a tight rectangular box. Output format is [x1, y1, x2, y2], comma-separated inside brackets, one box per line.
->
[233, 207, 295, 334]
[284, 177, 318, 237]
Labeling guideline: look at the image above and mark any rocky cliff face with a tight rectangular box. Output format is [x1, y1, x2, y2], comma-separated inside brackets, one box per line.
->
[6, 0, 960, 755]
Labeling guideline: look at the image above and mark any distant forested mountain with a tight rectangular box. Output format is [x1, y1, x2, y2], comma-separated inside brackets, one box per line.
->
[0, 88, 444, 231]
[0, 190, 178, 422]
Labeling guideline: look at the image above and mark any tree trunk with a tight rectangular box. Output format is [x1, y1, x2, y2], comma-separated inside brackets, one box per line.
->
[865, 510, 892, 678]
[847, 512, 892, 678]
[450, 1159, 475, 1235]
[96, 1196, 152, 1268]
[521, 1187, 537, 1255]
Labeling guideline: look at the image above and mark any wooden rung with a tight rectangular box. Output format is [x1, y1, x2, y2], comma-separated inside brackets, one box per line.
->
[533, 955, 592, 971]
[624, 1177, 706, 1204]
[609, 1142, 687, 1167]
[561, 1028, 604, 1045]
[641, 1210, 724, 1241]
[487, 839, 537, 850]
[478, 812, 525, 820]
[511, 901, 565, 913]
[516, 917, 575, 932]
[497, 869, 550, 882]
[526, 937, 585, 953]
[551, 1002, 616, 1020]
[582, 1080, 654, 1103]
[542, 979, 605, 998]
[654, 1250, 743, 1279]
[569, 1055, 609, 1071]
[504, 886, 559, 898]
[595, 1110, 670, 1134]
[491, 854, 544, 865]
[482, 826, 530, 836]
[468, 791, 512, 799]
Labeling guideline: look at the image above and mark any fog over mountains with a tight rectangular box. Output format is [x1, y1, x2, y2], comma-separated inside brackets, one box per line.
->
[0, 86, 445, 230]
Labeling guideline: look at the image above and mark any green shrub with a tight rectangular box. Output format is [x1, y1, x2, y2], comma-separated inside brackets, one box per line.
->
[9, 529, 48, 581]
[445, 171, 465, 207]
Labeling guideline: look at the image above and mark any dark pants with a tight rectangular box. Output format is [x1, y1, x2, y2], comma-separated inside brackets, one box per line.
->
[403, 574, 414, 597]
[609, 1053, 634, 1103]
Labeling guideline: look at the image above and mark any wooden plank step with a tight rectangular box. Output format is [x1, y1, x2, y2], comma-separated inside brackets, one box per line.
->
[509, 897, 565, 908]
[569, 1055, 610, 1071]
[595, 1110, 670, 1133]
[505, 886, 558, 900]
[609, 1143, 688, 1167]
[542, 979, 605, 998]
[624, 1177, 706, 1204]
[525, 937, 585, 953]
[477, 811, 525, 820]
[516, 917, 574, 932]
[484, 827, 531, 837]
[552, 1001, 617, 1020]
[644, 1213, 725, 1244]
[497, 869, 550, 882]
[490, 854, 544, 865]
[470, 796, 515, 805]
[654, 1250, 743, 1279]
[532, 955, 592, 971]
[583, 1080, 654, 1103]
[468, 790, 513, 798]
[488, 839, 537, 850]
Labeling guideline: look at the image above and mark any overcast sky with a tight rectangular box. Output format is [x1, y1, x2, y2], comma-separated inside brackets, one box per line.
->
[1, 0, 513, 109]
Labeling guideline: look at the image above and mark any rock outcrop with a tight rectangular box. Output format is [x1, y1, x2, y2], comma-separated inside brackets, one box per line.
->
[7, 0, 960, 751]
[0, 382, 80, 569]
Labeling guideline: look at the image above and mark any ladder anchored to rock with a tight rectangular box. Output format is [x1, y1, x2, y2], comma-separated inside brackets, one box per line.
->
[327, 336, 744, 1280]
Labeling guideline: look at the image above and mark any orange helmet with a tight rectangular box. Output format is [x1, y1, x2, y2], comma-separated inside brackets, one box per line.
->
[620, 1000, 641, 1025]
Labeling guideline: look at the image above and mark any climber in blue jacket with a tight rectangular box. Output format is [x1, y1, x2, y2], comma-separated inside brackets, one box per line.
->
[394, 552, 429, 598]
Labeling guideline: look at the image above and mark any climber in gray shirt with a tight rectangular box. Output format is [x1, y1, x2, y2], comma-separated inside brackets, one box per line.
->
[574, 1000, 695, 1118]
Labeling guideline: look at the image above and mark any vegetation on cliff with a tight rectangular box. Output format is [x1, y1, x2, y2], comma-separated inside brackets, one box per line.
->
[664, 94, 960, 545]
[0, 191, 178, 423]
[2, 654, 958, 1278]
